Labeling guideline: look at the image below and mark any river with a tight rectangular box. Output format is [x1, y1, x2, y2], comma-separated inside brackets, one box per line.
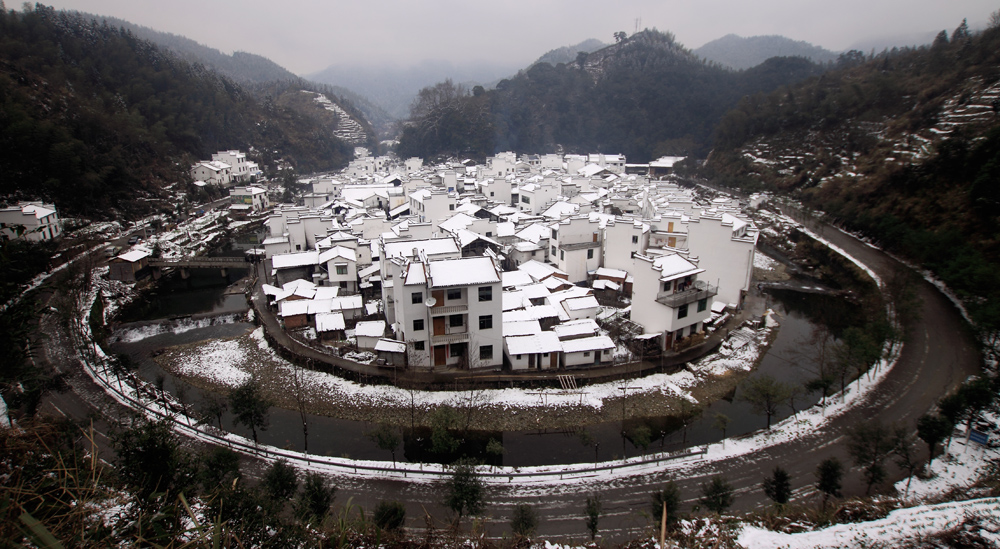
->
[109, 238, 860, 466]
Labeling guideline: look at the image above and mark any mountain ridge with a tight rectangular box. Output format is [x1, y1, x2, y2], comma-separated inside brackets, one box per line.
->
[694, 34, 839, 70]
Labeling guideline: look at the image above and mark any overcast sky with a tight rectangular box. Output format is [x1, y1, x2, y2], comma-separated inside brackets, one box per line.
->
[39, 0, 999, 75]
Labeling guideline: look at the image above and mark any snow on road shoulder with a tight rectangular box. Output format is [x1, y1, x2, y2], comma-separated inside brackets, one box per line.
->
[738, 497, 1000, 548]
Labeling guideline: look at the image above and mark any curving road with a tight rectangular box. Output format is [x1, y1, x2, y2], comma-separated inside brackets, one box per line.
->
[33, 214, 981, 545]
[325, 216, 982, 544]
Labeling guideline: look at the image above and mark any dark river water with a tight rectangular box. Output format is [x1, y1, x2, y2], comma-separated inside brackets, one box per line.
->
[108, 242, 854, 466]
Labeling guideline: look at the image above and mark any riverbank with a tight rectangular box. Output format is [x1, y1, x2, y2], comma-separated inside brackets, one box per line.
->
[152, 315, 777, 432]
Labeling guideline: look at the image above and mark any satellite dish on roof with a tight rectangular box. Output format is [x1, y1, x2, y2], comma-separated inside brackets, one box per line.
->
[424, 297, 437, 307]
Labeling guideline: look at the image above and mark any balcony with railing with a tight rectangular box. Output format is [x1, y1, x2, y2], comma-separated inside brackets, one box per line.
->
[656, 280, 718, 307]
[429, 303, 468, 315]
[431, 331, 470, 345]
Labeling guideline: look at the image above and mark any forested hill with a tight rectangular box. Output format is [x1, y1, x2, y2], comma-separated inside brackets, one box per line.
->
[0, 4, 354, 218]
[395, 29, 827, 163]
[80, 14, 387, 143]
[694, 34, 839, 70]
[705, 18, 1000, 332]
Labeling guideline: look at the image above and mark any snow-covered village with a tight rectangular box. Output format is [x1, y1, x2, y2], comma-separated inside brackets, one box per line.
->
[4, 3, 1000, 548]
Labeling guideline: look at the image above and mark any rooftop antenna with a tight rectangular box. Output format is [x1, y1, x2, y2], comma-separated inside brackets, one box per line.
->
[634, 16, 641, 34]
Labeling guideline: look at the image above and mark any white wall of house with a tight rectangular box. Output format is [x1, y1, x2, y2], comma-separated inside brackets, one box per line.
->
[0, 202, 60, 241]
[550, 216, 602, 283]
[685, 213, 757, 308]
[629, 253, 713, 349]
[602, 217, 646, 272]
[212, 151, 249, 181]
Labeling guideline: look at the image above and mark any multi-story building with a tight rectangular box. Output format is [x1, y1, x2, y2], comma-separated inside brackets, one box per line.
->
[390, 255, 503, 370]
[549, 216, 603, 284]
[630, 253, 716, 351]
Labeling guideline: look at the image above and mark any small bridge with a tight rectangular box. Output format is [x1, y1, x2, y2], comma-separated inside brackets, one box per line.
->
[147, 255, 252, 280]
[147, 256, 249, 268]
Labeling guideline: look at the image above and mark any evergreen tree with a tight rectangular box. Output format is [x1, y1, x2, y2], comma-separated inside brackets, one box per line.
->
[445, 459, 486, 523]
[373, 500, 406, 531]
[651, 481, 682, 527]
[296, 472, 336, 524]
[916, 413, 952, 467]
[229, 377, 272, 445]
[815, 457, 843, 508]
[510, 503, 538, 538]
[699, 476, 734, 514]
[584, 494, 602, 541]
[953, 19, 971, 42]
[762, 467, 792, 507]
[262, 459, 298, 502]
[738, 374, 792, 429]
[846, 420, 895, 494]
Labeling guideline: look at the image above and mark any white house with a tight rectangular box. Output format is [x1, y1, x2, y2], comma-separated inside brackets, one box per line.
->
[230, 186, 269, 212]
[629, 253, 716, 351]
[389, 255, 503, 370]
[213, 150, 251, 182]
[320, 246, 358, 293]
[190, 161, 232, 186]
[549, 216, 603, 284]
[0, 202, 61, 241]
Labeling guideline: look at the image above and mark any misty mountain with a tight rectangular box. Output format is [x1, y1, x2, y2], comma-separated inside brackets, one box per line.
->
[307, 60, 521, 120]
[530, 38, 608, 67]
[694, 34, 839, 70]
[78, 13, 389, 140]
[706, 21, 1000, 329]
[0, 5, 353, 217]
[396, 29, 826, 162]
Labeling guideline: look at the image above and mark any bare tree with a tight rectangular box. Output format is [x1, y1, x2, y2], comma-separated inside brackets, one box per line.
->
[289, 364, 311, 454]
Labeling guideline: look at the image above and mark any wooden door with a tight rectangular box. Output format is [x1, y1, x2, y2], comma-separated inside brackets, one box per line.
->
[550, 353, 558, 368]
[434, 345, 447, 366]
[433, 316, 446, 336]
[432, 290, 445, 307]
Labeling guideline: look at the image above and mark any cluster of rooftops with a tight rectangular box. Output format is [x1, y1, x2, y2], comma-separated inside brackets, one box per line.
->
[252, 150, 763, 372]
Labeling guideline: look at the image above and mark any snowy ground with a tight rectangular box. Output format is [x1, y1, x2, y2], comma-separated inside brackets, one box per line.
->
[157, 320, 772, 417]
[738, 497, 1000, 548]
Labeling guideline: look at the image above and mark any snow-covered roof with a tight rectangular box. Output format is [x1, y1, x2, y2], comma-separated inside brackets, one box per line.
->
[319, 245, 356, 264]
[519, 283, 551, 300]
[115, 247, 151, 263]
[355, 320, 386, 338]
[314, 287, 340, 300]
[654, 254, 703, 282]
[592, 279, 620, 291]
[595, 267, 628, 279]
[552, 319, 600, 339]
[560, 335, 615, 353]
[428, 257, 500, 287]
[315, 312, 346, 332]
[563, 295, 600, 311]
[502, 290, 528, 311]
[403, 262, 427, 286]
[262, 236, 288, 246]
[329, 295, 363, 310]
[272, 251, 320, 269]
[501, 270, 535, 288]
[503, 319, 543, 336]
[505, 332, 562, 355]
[358, 263, 380, 278]
[517, 260, 566, 281]
[541, 201, 579, 220]
[374, 338, 406, 353]
[382, 238, 460, 259]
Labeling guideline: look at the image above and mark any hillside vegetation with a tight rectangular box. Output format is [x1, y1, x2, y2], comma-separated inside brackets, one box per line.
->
[694, 34, 839, 71]
[706, 18, 1000, 333]
[396, 29, 827, 162]
[0, 4, 353, 218]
